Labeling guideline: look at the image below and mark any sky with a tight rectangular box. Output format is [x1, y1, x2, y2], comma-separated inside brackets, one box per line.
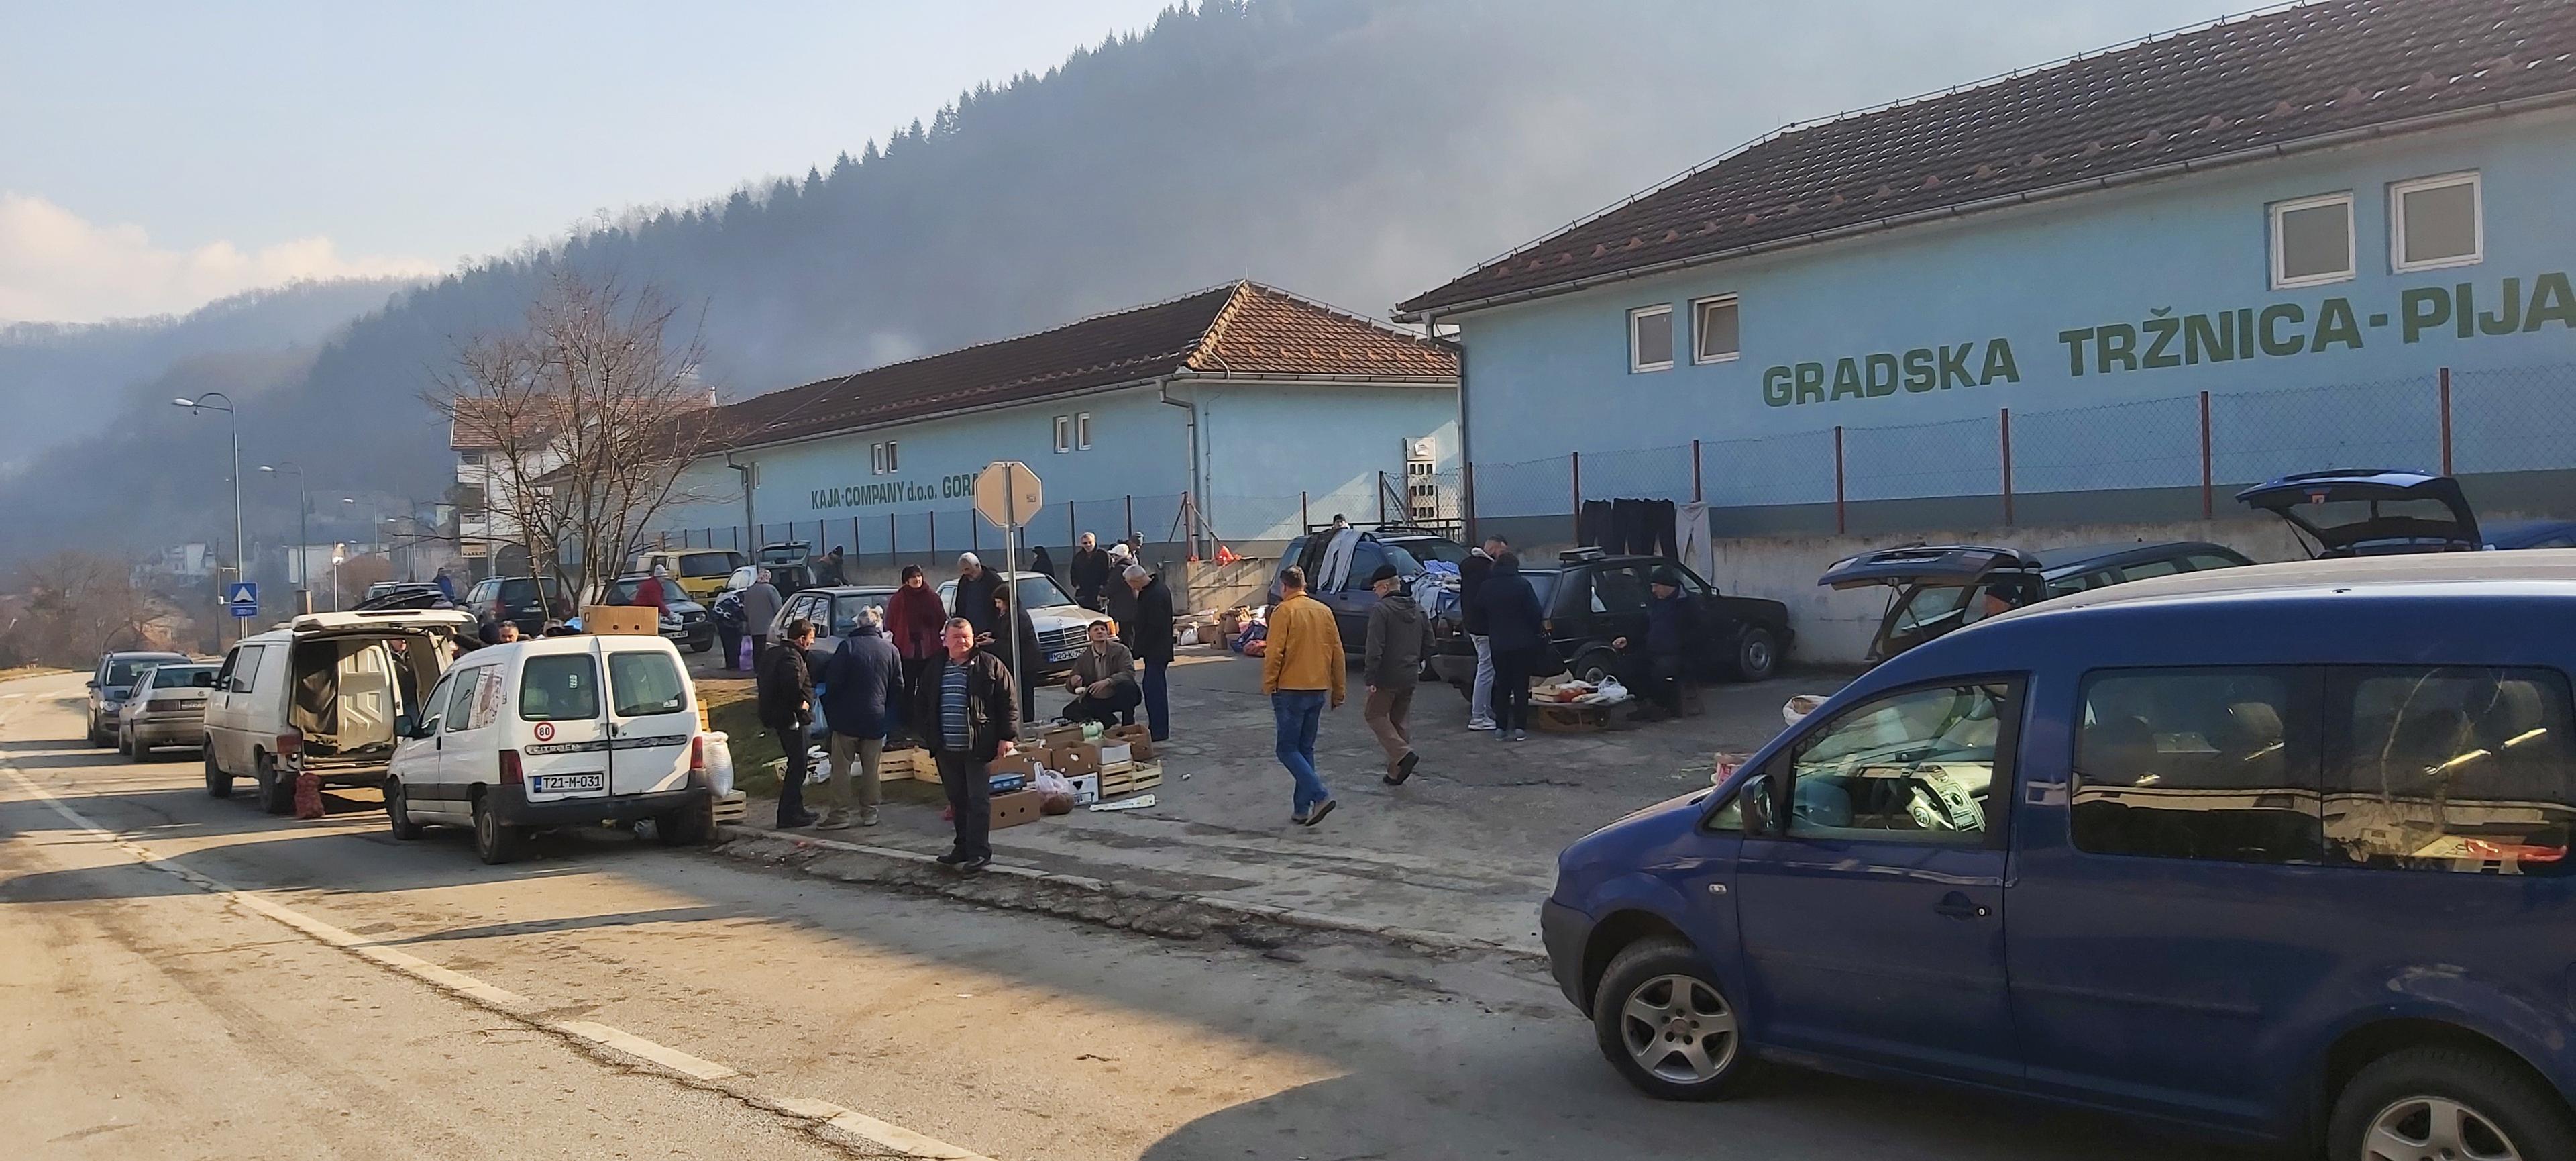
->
[0, 0, 1177, 323]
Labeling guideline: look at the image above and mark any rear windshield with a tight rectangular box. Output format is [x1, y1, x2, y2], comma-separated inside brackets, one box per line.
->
[608, 651, 690, 717]
[497, 578, 564, 605]
[150, 665, 217, 689]
[105, 657, 186, 685]
[1395, 539, 1470, 567]
[679, 552, 736, 576]
[519, 654, 600, 721]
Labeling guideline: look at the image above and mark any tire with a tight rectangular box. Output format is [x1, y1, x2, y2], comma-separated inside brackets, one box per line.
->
[385, 778, 425, 840]
[656, 801, 711, 846]
[116, 729, 133, 758]
[1726, 627, 1779, 683]
[255, 754, 295, 815]
[130, 734, 154, 762]
[204, 749, 232, 799]
[2327, 1045, 2576, 1161]
[88, 720, 109, 748]
[472, 795, 525, 864]
[688, 636, 713, 654]
[1593, 937, 1749, 1101]
[1571, 646, 1621, 687]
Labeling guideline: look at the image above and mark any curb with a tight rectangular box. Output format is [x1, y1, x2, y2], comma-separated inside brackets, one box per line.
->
[712, 823, 1548, 968]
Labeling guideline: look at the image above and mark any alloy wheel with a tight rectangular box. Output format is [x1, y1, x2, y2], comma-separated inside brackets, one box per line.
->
[1619, 974, 1737, 1085]
[2365, 1095, 2522, 1161]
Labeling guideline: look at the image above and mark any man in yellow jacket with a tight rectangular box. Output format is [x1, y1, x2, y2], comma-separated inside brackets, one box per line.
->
[1260, 565, 1346, 826]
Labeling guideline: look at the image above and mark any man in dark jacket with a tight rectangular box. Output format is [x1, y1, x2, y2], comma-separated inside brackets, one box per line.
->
[913, 618, 1018, 870]
[1474, 552, 1548, 742]
[1615, 568, 1701, 721]
[1123, 564, 1175, 740]
[759, 617, 820, 827]
[815, 547, 847, 587]
[1068, 532, 1111, 610]
[1059, 620, 1138, 725]
[953, 554, 1000, 638]
[817, 609, 898, 828]
[1459, 539, 1501, 731]
[1361, 564, 1430, 785]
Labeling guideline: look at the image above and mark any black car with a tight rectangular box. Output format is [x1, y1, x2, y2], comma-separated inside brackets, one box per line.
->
[598, 573, 716, 652]
[462, 575, 567, 636]
[1267, 524, 1472, 652]
[354, 581, 453, 611]
[1432, 548, 1794, 688]
[1819, 539, 2253, 662]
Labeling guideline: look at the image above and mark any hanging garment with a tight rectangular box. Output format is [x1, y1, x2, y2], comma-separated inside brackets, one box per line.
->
[1678, 501, 1715, 580]
[1578, 500, 1614, 548]
[1609, 499, 1642, 556]
[1648, 498, 1680, 560]
[1313, 526, 1364, 593]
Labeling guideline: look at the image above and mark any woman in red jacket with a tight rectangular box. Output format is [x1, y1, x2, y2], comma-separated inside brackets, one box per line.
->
[884, 564, 949, 742]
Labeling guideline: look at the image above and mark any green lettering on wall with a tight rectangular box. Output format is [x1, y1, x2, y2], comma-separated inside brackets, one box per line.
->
[2400, 287, 2449, 344]
[2094, 324, 2139, 373]
[2258, 303, 2306, 356]
[2311, 297, 2363, 352]
[1762, 365, 1793, 407]
[1980, 339, 2020, 385]
[1830, 358, 1865, 400]
[1864, 353, 1899, 396]
[2057, 328, 2092, 376]
[1939, 343, 1975, 389]
[1794, 362, 1825, 404]
[1903, 348, 1937, 391]
[2184, 312, 2232, 364]
[2479, 278, 2522, 336]
[2526, 272, 2576, 332]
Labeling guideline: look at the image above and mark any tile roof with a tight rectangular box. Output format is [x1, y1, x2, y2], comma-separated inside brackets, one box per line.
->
[1397, 0, 2576, 319]
[716, 281, 1455, 448]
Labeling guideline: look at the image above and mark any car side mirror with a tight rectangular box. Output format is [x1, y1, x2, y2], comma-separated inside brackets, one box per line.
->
[412, 718, 440, 740]
[1739, 774, 1776, 836]
[85, 680, 99, 689]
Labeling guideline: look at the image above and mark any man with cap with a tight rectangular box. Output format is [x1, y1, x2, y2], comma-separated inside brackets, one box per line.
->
[954, 552, 1000, 638]
[1613, 566, 1701, 721]
[1360, 563, 1428, 785]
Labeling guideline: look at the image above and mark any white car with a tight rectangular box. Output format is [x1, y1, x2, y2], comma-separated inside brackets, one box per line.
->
[117, 661, 217, 760]
[203, 610, 478, 813]
[382, 634, 709, 864]
[937, 571, 1113, 677]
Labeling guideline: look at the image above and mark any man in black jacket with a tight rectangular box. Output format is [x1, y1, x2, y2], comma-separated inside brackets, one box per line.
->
[913, 617, 1018, 870]
[1123, 564, 1176, 740]
[1068, 532, 1110, 609]
[759, 617, 820, 827]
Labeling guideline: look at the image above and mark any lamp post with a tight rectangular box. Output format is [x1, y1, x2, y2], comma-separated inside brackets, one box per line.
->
[258, 464, 309, 613]
[174, 393, 244, 637]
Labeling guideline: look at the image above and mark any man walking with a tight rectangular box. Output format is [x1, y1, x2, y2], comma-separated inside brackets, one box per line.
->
[1362, 563, 1428, 785]
[1460, 538, 1501, 731]
[913, 618, 1016, 871]
[1260, 566, 1344, 826]
[818, 607, 898, 828]
[742, 567, 784, 665]
[1124, 563, 1174, 740]
[954, 553, 1000, 638]
[759, 617, 820, 828]
[1068, 532, 1110, 610]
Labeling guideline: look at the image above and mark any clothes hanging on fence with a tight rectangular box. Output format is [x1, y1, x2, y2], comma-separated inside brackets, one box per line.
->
[1578, 500, 1615, 548]
[1585, 498, 1680, 558]
[1644, 499, 1679, 559]
[1678, 501, 1715, 580]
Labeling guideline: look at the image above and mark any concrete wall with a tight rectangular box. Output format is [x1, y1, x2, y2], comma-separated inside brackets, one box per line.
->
[1186, 380, 1460, 543]
[1450, 109, 2576, 495]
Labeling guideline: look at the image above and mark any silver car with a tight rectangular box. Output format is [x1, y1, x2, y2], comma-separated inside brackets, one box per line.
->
[87, 650, 189, 746]
[116, 662, 217, 760]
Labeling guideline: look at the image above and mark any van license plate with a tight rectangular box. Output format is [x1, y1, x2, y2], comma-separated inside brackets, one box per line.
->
[533, 772, 605, 794]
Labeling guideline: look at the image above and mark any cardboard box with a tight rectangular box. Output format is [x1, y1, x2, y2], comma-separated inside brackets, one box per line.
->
[1052, 742, 1102, 776]
[1105, 724, 1156, 761]
[986, 750, 1039, 778]
[989, 789, 1042, 829]
[582, 605, 659, 636]
[1066, 773, 1100, 805]
[1042, 725, 1087, 750]
[1097, 741, 1132, 767]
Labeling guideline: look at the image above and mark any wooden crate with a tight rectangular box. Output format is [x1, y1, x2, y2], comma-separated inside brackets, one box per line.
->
[1099, 761, 1162, 798]
[1532, 703, 1609, 733]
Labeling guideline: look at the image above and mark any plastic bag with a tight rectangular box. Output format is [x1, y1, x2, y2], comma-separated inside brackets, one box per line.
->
[704, 731, 735, 796]
[1032, 768, 1077, 815]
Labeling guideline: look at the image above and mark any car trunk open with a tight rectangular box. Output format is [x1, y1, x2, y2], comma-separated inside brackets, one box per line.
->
[1818, 545, 2043, 662]
[2235, 471, 2481, 557]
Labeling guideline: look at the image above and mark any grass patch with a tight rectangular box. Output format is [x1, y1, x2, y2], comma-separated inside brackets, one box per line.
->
[704, 683, 782, 799]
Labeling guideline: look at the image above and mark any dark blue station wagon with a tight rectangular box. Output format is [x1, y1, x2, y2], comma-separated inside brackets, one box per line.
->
[1542, 553, 2576, 1158]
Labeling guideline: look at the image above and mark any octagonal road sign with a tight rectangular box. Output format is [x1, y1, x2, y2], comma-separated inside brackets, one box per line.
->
[974, 461, 1042, 528]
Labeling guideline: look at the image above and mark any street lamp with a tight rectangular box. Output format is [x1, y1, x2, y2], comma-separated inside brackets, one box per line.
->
[258, 463, 309, 613]
[174, 393, 244, 636]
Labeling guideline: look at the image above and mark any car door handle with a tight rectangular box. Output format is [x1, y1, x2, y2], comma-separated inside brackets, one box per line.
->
[1933, 891, 1991, 920]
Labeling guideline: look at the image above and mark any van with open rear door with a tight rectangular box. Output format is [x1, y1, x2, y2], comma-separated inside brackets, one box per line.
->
[202, 610, 475, 813]
[382, 634, 709, 864]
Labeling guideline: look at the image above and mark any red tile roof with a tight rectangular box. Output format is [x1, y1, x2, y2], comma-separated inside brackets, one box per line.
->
[717, 281, 1454, 447]
[1397, 0, 2576, 318]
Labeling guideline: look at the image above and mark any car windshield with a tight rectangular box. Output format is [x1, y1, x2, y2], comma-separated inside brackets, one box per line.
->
[678, 552, 737, 576]
[149, 664, 217, 689]
[106, 656, 184, 685]
[1015, 575, 1074, 608]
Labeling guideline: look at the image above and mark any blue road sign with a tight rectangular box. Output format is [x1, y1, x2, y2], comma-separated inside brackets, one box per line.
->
[225, 582, 258, 619]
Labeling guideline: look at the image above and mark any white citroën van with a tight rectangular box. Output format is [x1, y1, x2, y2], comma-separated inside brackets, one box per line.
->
[204, 610, 478, 813]
[383, 633, 710, 864]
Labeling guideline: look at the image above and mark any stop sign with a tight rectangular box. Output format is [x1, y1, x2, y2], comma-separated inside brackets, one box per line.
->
[973, 461, 1042, 527]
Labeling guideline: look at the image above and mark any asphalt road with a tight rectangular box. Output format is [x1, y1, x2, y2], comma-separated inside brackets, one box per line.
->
[0, 672, 2255, 1160]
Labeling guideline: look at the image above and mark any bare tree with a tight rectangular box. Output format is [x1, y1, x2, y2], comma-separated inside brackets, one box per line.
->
[427, 271, 720, 609]
[7, 552, 155, 666]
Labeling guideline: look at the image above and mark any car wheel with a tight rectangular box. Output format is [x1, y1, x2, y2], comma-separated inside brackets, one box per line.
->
[88, 720, 109, 748]
[1571, 646, 1621, 687]
[131, 734, 154, 762]
[472, 795, 525, 864]
[1727, 627, 1779, 683]
[204, 748, 232, 799]
[116, 728, 132, 758]
[1593, 937, 1748, 1101]
[2328, 1046, 2575, 1161]
[255, 754, 294, 815]
[656, 802, 711, 846]
[385, 778, 425, 840]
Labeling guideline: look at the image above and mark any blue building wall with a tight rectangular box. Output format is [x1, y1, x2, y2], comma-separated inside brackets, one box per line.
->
[1187, 381, 1459, 542]
[1452, 109, 2576, 508]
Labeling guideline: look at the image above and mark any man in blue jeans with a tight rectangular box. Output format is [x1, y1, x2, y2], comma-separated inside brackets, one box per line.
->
[1258, 566, 1346, 825]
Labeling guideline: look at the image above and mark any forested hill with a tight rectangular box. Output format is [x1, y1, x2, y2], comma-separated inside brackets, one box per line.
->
[0, 0, 2179, 562]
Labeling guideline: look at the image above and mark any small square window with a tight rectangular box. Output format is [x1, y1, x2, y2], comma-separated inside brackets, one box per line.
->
[1629, 305, 1673, 373]
[1053, 415, 1072, 454]
[1692, 295, 1739, 364]
[1075, 411, 1092, 450]
[2271, 192, 2354, 289]
[2392, 172, 2481, 272]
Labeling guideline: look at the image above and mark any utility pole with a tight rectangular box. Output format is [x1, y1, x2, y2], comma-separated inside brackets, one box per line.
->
[259, 464, 310, 613]
[176, 393, 244, 639]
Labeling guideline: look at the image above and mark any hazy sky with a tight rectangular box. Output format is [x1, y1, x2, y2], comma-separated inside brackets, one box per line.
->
[1, 0, 1175, 323]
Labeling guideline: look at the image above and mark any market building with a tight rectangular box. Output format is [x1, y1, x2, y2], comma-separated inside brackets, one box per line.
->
[651, 281, 1460, 576]
[1395, 0, 2576, 660]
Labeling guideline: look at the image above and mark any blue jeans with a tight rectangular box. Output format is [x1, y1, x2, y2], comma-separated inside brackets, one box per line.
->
[1142, 660, 1170, 740]
[1271, 690, 1330, 814]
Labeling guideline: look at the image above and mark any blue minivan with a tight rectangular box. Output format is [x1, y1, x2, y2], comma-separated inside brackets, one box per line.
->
[1542, 552, 2576, 1158]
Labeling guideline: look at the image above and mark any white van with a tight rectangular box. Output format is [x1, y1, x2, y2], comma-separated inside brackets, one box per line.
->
[203, 610, 477, 813]
[382, 634, 709, 864]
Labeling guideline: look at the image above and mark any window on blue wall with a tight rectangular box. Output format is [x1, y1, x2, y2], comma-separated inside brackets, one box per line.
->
[1629, 305, 1673, 373]
[2271, 191, 2354, 289]
[870, 441, 898, 475]
[1076, 411, 1092, 450]
[2391, 172, 2481, 273]
[1053, 415, 1072, 453]
[1692, 295, 1740, 364]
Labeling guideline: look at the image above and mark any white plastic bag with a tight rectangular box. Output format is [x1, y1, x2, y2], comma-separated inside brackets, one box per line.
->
[704, 731, 735, 797]
[1033, 769, 1075, 798]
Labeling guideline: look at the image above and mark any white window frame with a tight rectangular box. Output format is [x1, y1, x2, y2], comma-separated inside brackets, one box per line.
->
[2269, 191, 2355, 290]
[2389, 170, 2483, 274]
[456, 449, 486, 466]
[1075, 411, 1092, 450]
[1053, 415, 1073, 454]
[1628, 304, 1674, 373]
[883, 440, 897, 473]
[1690, 294, 1741, 365]
[870, 441, 898, 475]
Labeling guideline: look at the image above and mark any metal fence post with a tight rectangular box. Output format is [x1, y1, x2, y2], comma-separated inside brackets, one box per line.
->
[1463, 461, 1478, 545]
[2199, 391, 2214, 521]
[1691, 439, 1703, 505]
[1831, 427, 1846, 536]
[1124, 495, 1134, 544]
[888, 512, 896, 560]
[2438, 366, 2454, 476]
[1377, 471, 1388, 523]
[2000, 407, 2015, 527]
[1301, 491, 1309, 530]
[928, 509, 938, 557]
